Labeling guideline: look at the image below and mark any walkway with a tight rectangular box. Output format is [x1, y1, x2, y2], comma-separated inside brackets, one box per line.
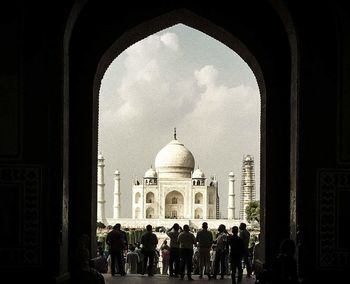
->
[103, 274, 256, 284]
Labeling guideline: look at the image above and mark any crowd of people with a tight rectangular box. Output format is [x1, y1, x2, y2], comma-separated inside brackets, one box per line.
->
[92, 222, 299, 283]
[95, 222, 276, 283]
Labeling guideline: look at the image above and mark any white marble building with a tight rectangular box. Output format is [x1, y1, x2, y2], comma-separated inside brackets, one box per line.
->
[97, 130, 241, 228]
[131, 131, 219, 220]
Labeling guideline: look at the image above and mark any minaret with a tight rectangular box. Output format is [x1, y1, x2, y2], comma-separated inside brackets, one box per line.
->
[113, 169, 121, 219]
[240, 155, 256, 220]
[228, 172, 235, 219]
[97, 153, 107, 223]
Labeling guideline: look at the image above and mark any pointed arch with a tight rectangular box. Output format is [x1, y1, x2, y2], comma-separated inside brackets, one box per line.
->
[66, 2, 298, 267]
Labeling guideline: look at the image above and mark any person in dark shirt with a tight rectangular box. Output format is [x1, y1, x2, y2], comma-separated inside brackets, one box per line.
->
[140, 224, 158, 276]
[239, 222, 252, 278]
[228, 226, 245, 284]
[196, 222, 213, 279]
[166, 223, 182, 277]
[106, 224, 126, 276]
[213, 224, 228, 279]
[178, 224, 196, 280]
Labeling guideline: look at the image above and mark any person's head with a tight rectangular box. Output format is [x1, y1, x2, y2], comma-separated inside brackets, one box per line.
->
[146, 224, 152, 232]
[130, 246, 135, 252]
[218, 224, 226, 233]
[239, 222, 246, 230]
[183, 224, 190, 231]
[173, 223, 180, 231]
[163, 240, 167, 245]
[202, 222, 208, 230]
[114, 223, 121, 230]
[232, 226, 239, 235]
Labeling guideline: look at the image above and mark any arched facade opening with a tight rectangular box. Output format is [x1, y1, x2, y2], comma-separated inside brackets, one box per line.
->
[146, 207, 154, 219]
[66, 3, 297, 269]
[135, 192, 141, 203]
[165, 191, 184, 218]
[195, 208, 203, 219]
[146, 192, 155, 204]
[195, 192, 203, 204]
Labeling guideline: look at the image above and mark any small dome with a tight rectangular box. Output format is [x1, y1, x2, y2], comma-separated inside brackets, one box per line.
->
[229, 171, 234, 177]
[192, 168, 205, 179]
[98, 153, 104, 160]
[114, 169, 120, 175]
[144, 167, 157, 178]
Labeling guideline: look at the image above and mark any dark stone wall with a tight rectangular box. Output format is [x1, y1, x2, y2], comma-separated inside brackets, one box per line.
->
[0, 0, 348, 282]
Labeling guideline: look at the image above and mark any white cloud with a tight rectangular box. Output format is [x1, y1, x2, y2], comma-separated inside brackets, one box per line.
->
[194, 65, 218, 87]
[160, 32, 179, 51]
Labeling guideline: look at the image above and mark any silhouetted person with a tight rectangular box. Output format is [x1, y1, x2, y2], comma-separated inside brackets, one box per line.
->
[114, 223, 128, 250]
[239, 222, 252, 277]
[213, 224, 229, 279]
[228, 226, 244, 284]
[114, 223, 128, 273]
[196, 222, 213, 279]
[252, 233, 263, 278]
[213, 224, 228, 279]
[161, 240, 170, 275]
[106, 224, 126, 276]
[140, 224, 158, 276]
[134, 242, 144, 274]
[178, 224, 197, 280]
[166, 223, 182, 277]
[126, 246, 139, 274]
[271, 239, 299, 284]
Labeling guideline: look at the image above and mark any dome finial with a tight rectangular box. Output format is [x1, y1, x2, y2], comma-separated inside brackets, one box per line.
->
[174, 127, 177, 140]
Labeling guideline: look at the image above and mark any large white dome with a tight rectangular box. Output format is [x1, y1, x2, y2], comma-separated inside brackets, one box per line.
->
[155, 139, 195, 178]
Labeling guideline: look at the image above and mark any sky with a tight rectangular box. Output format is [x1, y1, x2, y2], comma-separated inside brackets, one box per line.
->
[98, 24, 260, 219]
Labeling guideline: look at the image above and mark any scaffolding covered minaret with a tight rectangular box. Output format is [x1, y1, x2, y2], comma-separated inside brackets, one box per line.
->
[240, 155, 256, 221]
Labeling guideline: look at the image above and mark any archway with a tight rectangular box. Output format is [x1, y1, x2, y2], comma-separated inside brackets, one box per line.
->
[195, 208, 203, 219]
[146, 207, 155, 219]
[135, 192, 141, 204]
[66, 2, 297, 269]
[146, 192, 155, 204]
[195, 192, 203, 204]
[165, 191, 184, 218]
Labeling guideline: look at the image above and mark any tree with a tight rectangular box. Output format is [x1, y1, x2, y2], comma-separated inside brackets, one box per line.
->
[245, 201, 260, 224]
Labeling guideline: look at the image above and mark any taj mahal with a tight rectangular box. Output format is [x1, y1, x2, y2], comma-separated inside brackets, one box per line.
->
[97, 129, 256, 229]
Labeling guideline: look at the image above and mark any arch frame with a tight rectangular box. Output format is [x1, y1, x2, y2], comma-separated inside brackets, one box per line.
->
[65, 2, 298, 268]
